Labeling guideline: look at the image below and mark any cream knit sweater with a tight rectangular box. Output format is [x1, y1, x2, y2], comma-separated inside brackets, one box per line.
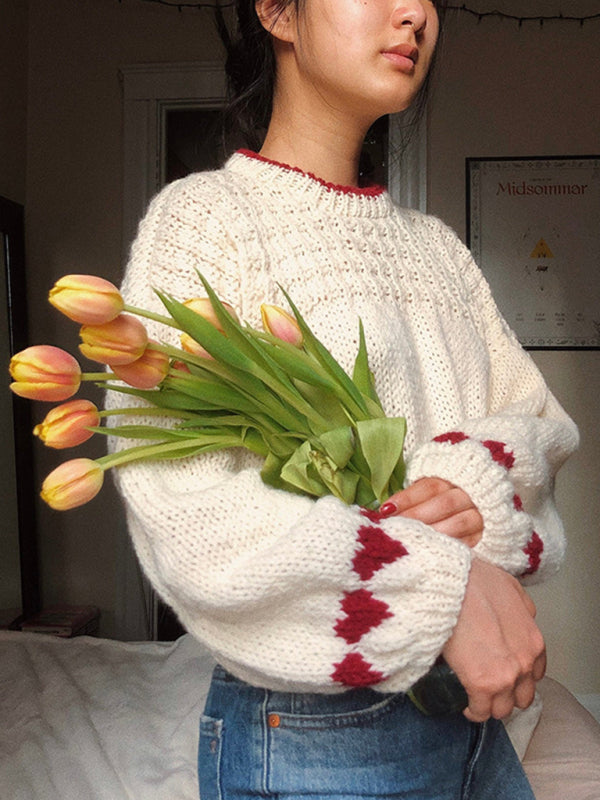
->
[109, 150, 578, 694]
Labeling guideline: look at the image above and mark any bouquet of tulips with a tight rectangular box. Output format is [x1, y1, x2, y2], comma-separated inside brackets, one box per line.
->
[9, 274, 471, 719]
[8, 272, 407, 512]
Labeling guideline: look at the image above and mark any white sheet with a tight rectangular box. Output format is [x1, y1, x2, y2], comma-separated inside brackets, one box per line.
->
[0, 631, 216, 800]
[0, 630, 549, 800]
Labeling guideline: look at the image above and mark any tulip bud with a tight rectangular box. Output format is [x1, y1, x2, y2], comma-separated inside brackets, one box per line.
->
[111, 343, 169, 389]
[183, 297, 239, 331]
[171, 360, 191, 374]
[9, 345, 82, 402]
[180, 332, 212, 360]
[179, 297, 239, 359]
[79, 314, 148, 366]
[34, 399, 100, 449]
[49, 274, 124, 325]
[261, 304, 303, 347]
[41, 458, 104, 510]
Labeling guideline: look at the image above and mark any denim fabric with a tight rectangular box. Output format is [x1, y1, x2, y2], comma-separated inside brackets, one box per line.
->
[198, 666, 535, 800]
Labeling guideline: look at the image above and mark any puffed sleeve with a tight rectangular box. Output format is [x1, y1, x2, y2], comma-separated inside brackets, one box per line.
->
[405, 230, 578, 583]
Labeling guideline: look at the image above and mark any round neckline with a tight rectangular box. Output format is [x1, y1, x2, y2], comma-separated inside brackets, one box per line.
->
[236, 149, 386, 198]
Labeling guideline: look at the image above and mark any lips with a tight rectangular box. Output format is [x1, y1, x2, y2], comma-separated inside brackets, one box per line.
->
[381, 43, 419, 70]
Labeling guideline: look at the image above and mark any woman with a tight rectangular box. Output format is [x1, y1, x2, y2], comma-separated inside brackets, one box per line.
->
[110, 0, 578, 796]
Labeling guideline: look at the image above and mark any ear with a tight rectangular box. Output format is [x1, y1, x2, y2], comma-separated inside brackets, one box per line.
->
[255, 0, 296, 43]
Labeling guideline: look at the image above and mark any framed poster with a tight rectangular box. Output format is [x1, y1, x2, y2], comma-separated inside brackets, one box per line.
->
[467, 155, 600, 349]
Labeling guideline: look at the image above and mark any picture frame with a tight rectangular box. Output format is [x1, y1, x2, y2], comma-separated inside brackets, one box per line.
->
[467, 155, 600, 350]
[0, 196, 39, 625]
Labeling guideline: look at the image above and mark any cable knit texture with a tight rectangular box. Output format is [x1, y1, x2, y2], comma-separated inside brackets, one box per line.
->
[107, 150, 578, 694]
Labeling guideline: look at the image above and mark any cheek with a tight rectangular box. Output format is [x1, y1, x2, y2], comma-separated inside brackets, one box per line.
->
[304, 0, 383, 47]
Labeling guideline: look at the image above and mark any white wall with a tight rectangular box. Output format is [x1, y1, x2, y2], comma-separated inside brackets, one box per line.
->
[427, 2, 600, 697]
[17, 0, 600, 697]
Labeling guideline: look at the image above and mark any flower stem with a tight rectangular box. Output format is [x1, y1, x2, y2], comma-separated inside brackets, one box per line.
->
[82, 372, 116, 381]
[98, 407, 200, 421]
[95, 435, 240, 469]
[123, 303, 181, 329]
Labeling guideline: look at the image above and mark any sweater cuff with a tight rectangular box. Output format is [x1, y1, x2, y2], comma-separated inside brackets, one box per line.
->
[406, 433, 533, 575]
[363, 518, 472, 693]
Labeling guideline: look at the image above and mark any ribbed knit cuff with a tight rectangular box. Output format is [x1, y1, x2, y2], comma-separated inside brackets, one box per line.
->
[406, 434, 532, 575]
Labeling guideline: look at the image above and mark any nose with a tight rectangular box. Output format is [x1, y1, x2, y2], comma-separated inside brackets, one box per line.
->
[391, 1, 428, 34]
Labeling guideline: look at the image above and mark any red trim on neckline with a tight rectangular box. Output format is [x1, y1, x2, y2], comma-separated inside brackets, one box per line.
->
[237, 149, 385, 197]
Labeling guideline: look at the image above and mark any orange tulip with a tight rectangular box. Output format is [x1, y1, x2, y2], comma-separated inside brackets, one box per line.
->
[40, 458, 104, 510]
[33, 399, 100, 449]
[9, 345, 82, 401]
[79, 314, 148, 365]
[180, 297, 239, 359]
[261, 304, 303, 347]
[111, 343, 169, 389]
[48, 274, 124, 325]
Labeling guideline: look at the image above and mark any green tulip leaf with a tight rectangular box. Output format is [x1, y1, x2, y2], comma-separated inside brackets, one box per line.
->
[352, 319, 382, 408]
[356, 417, 407, 502]
[277, 286, 369, 418]
[317, 426, 355, 469]
[280, 441, 329, 498]
[308, 448, 360, 505]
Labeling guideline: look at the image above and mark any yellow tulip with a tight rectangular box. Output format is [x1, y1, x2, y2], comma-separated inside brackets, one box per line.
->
[111, 343, 169, 388]
[9, 345, 82, 401]
[48, 274, 124, 325]
[33, 399, 100, 449]
[41, 458, 104, 510]
[79, 314, 148, 365]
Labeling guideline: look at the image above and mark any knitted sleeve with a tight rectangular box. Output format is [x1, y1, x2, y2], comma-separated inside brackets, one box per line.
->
[108, 177, 472, 694]
[405, 227, 579, 583]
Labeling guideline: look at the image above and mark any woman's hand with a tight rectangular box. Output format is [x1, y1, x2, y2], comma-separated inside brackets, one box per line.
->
[380, 477, 484, 547]
[443, 557, 546, 721]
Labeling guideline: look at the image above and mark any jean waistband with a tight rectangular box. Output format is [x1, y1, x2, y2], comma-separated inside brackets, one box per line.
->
[210, 663, 404, 717]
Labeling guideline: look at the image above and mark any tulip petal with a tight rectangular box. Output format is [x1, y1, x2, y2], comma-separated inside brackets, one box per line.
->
[111, 344, 169, 389]
[41, 458, 104, 510]
[183, 297, 239, 331]
[33, 399, 100, 449]
[9, 345, 81, 401]
[179, 332, 213, 360]
[79, 314, 148, 365]
[261, 304, 303, 347]
[49, 274, 124, 324]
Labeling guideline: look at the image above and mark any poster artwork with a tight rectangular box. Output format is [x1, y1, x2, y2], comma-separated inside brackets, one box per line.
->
[468, 156, 600, 349]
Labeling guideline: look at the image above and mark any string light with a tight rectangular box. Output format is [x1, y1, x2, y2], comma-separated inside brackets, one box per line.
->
[130, 0, 600, 26]
[446, 5, 600, 26]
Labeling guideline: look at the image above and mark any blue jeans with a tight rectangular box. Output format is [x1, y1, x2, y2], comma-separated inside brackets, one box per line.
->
[198, 666, 535, 800]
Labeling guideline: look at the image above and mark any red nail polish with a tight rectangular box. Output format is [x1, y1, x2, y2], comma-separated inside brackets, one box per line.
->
[379, 502, 397, 517]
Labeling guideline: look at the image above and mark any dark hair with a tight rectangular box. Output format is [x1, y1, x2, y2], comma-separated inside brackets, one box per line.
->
[214, 0, 447, 153]
[214, 0, 298, 152]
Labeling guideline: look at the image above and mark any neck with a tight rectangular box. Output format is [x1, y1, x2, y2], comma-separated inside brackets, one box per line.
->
[259, 84, 374, 188]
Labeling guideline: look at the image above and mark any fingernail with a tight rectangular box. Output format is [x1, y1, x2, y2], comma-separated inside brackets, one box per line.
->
[379, 502, 397, 518]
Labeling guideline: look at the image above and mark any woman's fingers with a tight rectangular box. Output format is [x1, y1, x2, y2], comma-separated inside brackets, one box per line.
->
[383, 477, 455, 514]
[397, 487, 473, 524]
[422, 508, 483, 544]
[382, 477, 484, 546]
